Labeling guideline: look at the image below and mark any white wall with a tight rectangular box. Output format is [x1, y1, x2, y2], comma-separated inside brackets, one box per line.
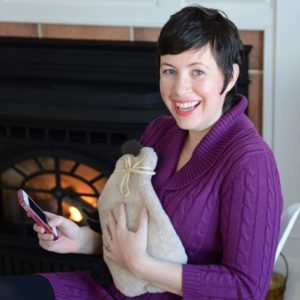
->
[274, 0, 300, 227]
[0, 0, 273, 29]
[273, 1, 300, 299]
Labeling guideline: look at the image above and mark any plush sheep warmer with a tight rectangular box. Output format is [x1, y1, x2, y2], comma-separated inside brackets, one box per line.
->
[98, 143, 187, 297]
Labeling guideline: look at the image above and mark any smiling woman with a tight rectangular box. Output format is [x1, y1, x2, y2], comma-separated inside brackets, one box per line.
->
[0, 5, 282, 300]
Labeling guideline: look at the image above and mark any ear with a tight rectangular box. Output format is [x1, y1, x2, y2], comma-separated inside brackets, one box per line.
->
[224, 63, 240, 94]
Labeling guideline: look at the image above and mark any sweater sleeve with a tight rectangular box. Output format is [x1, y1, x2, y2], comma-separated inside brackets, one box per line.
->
[182, 152, 283, 299]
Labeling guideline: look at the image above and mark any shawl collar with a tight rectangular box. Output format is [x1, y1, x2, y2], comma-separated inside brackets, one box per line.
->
[153, 95, 252, 191]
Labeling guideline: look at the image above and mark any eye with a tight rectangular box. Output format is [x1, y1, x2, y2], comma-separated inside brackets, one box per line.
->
[192, 69, 204, 77]
[161, 68, 176, 76]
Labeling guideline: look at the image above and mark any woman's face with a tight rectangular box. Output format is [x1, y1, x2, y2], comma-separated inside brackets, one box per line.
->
[159, 45, 237, 134]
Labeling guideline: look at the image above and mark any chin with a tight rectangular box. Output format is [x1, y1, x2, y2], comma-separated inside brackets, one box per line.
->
[174, 119, 198, 131]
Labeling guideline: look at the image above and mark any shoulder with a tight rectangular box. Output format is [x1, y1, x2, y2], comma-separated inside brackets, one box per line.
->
[224, 128, 279, 182]
[220, 123, 283, 206]
[227, 112, 273, 157]
[139, 115, 176, 147]
[216, 113, 279, 178]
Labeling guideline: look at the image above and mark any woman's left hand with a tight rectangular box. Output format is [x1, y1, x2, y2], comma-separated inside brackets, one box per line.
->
[102, 203, 149, 277]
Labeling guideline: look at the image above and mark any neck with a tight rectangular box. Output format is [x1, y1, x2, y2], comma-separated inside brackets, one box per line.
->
[187, 127, 211, 150]
[176, 127, 211, 172]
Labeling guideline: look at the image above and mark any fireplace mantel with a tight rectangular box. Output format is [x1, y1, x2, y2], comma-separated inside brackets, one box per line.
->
[0, 0, 273, 29]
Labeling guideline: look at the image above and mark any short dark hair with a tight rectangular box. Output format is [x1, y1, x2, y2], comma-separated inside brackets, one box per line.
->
[157, 5, 244, 113]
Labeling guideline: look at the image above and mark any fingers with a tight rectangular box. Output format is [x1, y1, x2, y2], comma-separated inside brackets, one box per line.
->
[103, 210, 116, 250]
[39, 234, 56, 246]
[103, 225, 113, 248]
[32, 211, 60, 230]
[33, 223, 56, 242]
[47, 215, 65, 228]
[39, 236, 58, 251]
[33, 211, 63, 241]
[105, 203, 126, 236]
[33, 222, 45, 234]
[117, 202, 126, 228]
[107, 209, 117, 233]
[103, 204, 126, 255]
[103, 243, 115, 261]
[104, 204, 148, 239]
[137, 206, 148, 235]
[106, 203, 147, 234]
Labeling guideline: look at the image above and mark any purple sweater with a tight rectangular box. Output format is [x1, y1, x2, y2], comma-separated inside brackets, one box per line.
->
[41, 95, 282, 300]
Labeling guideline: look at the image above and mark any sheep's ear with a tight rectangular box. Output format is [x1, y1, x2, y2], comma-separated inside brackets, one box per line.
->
[121, 139, 143, 156]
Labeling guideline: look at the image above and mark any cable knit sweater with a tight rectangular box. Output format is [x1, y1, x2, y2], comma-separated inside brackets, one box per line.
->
[41, 95, 282, 300]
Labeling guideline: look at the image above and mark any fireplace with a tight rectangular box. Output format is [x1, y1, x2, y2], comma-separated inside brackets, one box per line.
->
[0, 37, 251, 275]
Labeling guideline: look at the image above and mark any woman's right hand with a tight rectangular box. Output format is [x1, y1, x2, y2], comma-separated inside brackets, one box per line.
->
[33, 211, 86, 254]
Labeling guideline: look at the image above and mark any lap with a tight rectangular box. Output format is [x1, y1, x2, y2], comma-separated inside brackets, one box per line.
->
[0, 274, 55, 300]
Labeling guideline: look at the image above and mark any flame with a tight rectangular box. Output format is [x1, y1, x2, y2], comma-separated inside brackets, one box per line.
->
[68, 206, 83, 222]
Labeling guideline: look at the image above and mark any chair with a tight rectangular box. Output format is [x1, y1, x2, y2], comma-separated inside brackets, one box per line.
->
[265, 203, 300, 300]
[274, 203, 300, 264]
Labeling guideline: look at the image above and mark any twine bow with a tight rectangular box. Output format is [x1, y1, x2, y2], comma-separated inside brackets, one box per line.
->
[120, 155, 156, 197]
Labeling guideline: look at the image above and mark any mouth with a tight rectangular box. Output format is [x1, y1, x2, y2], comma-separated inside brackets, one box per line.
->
[174, 100, 201, 112]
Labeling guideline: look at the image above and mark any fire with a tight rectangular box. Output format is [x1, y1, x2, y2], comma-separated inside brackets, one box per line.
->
[68, 206, 83, 222]
[2, 156, 108, 225]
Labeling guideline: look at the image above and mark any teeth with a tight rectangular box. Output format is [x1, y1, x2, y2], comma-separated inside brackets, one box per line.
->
[175, 100, 200, 111]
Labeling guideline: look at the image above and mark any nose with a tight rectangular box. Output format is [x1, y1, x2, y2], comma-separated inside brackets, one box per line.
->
[172, 74, 191, 97]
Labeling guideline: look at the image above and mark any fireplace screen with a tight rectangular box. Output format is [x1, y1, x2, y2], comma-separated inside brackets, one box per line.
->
[1, 153, 108, 233]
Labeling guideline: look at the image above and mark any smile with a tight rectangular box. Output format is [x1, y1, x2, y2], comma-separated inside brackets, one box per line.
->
[175, 100, 201, 112]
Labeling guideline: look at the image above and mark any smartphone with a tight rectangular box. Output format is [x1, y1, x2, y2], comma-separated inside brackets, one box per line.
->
[17, 189, 59, 240]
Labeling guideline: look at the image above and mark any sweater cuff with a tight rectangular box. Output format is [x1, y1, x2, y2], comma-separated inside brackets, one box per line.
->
[182, 264, 200, 299]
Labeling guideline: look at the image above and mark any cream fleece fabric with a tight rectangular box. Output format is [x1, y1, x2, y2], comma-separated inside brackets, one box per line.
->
[98, 147, 187, 297]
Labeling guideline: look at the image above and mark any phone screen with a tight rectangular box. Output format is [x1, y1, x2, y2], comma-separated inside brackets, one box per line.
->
[18, 189, 59, 239]
[27, 195, 48, 223]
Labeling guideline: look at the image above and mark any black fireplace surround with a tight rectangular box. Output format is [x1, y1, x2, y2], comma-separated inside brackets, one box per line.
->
[0, 37, 251, 275]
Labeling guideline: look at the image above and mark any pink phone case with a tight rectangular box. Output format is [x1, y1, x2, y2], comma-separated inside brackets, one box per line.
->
[17, 189, 59, 240]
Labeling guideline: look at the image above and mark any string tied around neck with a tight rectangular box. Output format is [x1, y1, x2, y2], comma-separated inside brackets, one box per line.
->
[120, 155, 156, 197]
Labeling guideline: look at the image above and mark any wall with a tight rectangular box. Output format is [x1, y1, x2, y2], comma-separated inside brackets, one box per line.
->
[273, 0, 300, 299]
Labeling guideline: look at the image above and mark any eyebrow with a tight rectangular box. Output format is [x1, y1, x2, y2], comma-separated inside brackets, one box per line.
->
[188, 62, 210, 69]
[160, 63, 174, 67]
[160, 62, 210, 69]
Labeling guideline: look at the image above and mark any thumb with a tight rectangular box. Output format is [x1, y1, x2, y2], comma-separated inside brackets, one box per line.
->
[44, 211, 58, 218]
[45, 213, 65, 228]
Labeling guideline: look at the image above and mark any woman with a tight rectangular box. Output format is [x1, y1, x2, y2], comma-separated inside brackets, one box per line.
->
[0, 5, 282, 300]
